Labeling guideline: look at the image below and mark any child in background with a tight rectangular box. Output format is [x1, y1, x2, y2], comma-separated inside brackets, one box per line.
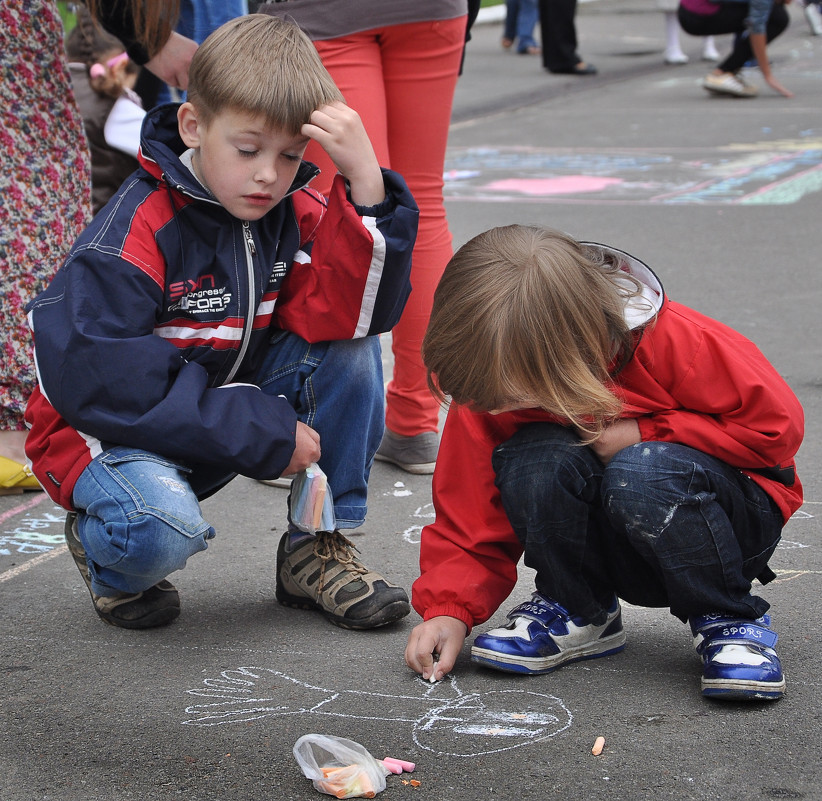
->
[502, 0, 541, 55]
[405, 225, 803, 701]
[27, 15, 418, 632]
[656, 0, 719, 64]
[66, 8, 146, 213]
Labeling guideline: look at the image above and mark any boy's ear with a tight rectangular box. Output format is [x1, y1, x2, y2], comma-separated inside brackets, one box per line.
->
[178, 102, 202, 148]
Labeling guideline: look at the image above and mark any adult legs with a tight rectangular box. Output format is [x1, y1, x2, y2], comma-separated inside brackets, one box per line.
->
[309, 20, 465, 440]
[538, 0, 582, 72]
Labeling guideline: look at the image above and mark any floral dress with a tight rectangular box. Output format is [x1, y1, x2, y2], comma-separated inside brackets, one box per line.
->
[0, 0, 91, 430]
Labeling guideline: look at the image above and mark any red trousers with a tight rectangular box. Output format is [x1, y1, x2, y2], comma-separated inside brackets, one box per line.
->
[306, 17, 466, 436]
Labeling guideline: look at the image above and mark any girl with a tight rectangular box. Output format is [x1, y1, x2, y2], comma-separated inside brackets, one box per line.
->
[66, 8, 146, 213]
[405, 225, 803, 701]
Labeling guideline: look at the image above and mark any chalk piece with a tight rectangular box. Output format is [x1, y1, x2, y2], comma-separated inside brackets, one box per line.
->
[383, 757, 415, 773]
[592, 736, 606, 756]
[429, 662, 439, 683]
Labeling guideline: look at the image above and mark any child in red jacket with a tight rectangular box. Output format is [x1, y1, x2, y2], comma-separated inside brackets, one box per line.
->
[405, 225, 804, 701]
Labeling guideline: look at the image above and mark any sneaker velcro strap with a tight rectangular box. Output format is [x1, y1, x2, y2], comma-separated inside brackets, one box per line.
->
[697, 622, 778, 654]
[506, 596, 569, 624]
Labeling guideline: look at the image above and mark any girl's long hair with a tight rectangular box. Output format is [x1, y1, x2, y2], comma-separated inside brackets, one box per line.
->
[423, 225, 648, 436]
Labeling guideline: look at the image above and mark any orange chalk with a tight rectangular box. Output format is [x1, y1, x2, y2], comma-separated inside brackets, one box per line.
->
[591, 736, 606, 756]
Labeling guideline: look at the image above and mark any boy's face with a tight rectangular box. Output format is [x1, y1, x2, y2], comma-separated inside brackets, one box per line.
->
[178, 103, 310, 221]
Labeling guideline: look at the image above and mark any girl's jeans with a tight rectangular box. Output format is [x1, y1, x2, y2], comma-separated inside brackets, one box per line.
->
[72, 332, 383, 596]
[491, 423, 783, 626]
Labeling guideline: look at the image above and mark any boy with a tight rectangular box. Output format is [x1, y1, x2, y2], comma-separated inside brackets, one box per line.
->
[405, 225, 803, 700]
[25, 15, 419, 631]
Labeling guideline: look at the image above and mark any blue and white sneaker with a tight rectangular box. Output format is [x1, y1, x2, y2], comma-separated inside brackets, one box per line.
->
[690, 613, 785, 701]
[470, 593, 626, 675]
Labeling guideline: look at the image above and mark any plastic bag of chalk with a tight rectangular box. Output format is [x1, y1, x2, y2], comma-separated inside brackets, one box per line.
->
[293, 733, 389, 798]
[288, 463, 336, 535]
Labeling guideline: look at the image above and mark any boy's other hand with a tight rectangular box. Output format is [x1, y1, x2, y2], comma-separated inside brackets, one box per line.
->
[302, 101, 386, 207]
[405, 616, 469, 681]
[281, 421, 321, 477]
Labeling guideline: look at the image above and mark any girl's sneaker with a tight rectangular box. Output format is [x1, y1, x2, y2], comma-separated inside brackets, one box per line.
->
[470, 593, 626, 675]
[690, 614, 785, 701]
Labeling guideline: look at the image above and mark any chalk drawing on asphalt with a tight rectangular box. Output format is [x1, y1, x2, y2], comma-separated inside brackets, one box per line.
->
[443, 142, 822, 205]
[182, 666, 573, 756]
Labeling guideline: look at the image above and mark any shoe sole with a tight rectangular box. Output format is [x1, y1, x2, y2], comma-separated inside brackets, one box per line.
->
[471, 631, 627, 675]
[703, 83, 757, 98]
[373, 452, 436, 475]
[276, 588, 410, 630]
[702, 676, 785, 701]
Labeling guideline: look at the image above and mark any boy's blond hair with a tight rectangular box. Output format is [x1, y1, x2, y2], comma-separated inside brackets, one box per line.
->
[423, 225, 647, 435]
[186, 14, 343, 134]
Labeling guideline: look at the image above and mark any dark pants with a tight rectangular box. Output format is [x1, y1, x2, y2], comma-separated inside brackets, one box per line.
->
[491, 423, 783, 625]
[678, 2, 790, 74]
[539, 0, 581, 71]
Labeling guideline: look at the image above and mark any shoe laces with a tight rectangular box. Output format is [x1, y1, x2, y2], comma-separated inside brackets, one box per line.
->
[312, 531, 369, 591]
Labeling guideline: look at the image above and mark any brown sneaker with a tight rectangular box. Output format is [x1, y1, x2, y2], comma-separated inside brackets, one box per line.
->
[64, 513, 180, 629]
[276, 530, 410, 630]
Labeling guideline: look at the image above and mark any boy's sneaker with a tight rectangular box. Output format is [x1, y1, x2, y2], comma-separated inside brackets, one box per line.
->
[374, 429, 439, 475]
[64, 513, 180, 629]
[702, 71, 758, 97]
[690, 613, 785, 701]
[471, 593, 626, 675]
[276, 530, 410, 629]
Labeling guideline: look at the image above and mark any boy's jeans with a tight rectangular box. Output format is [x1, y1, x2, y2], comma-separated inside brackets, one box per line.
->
[72, 332, 384, 596]
[491, 423, 784, 626]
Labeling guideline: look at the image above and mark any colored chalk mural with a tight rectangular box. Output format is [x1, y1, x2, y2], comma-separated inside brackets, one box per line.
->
[443, 140, 822, 205]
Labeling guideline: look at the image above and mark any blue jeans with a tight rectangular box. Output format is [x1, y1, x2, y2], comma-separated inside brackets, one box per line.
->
[505, 0, 540, 51]
[72, 332, 384, 595]
[491, 423, 783, 625]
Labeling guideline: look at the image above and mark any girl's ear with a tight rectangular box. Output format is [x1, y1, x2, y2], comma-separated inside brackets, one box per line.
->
[178, 102, 202, 148]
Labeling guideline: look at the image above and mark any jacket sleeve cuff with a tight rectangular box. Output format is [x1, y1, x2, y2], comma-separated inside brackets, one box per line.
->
[422, 603, 475, 635]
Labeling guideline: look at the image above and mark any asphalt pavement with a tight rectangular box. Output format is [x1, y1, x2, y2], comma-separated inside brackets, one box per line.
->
[2, 4, 821, 800]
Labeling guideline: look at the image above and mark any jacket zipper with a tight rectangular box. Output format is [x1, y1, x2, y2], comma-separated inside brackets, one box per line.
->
[224, 220, 257, 384]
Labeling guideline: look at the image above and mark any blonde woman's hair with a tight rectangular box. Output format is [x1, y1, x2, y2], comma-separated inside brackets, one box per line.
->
[185, 15, 344, 134]
[423, 225, 648, 436]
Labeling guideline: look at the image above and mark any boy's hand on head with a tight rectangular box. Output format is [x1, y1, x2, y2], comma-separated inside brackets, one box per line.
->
[302, 101, 386, 207]
[280, 421, 321, 477]
[405, 616, 469, 682]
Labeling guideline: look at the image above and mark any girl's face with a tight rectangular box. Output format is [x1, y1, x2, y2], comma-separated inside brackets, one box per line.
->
[178, 103, 309, 221]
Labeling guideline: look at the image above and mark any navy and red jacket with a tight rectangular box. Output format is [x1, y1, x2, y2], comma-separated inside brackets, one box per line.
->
[25, 103, 419, 509]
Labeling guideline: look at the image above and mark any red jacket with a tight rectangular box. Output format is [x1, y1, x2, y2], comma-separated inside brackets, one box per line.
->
[412, 253, 804, 633]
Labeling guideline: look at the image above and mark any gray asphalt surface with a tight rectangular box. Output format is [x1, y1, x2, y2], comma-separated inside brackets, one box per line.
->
[2, 3, 821, 800]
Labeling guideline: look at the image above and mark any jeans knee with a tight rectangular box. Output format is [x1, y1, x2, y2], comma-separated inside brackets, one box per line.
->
[83, 512, 211, 584]
[493, 424, 600, 512]
[326, 337, 381, 388]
